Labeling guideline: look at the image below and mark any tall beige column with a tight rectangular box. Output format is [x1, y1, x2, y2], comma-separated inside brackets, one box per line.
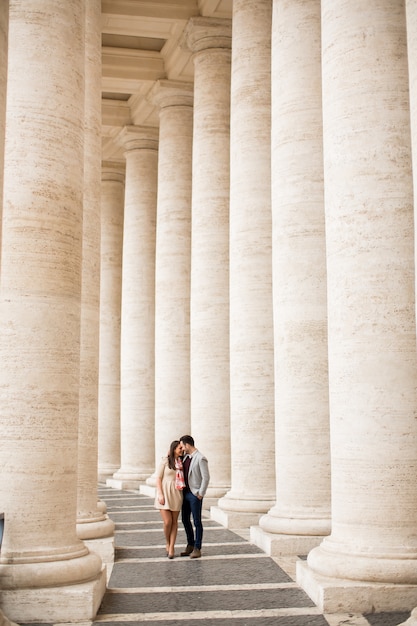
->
[399, 5, 417, 624]
[110, 126, 158, 489]
[252, 0, 331, 554]
[0, 1, 105, 622]
[77, 0, 115, 564]
[98, 162, 124, 481]
[0, 0, 8, 259]
[150, 80, 193, 466]
[214, 0, 275, 527]
[184, 17, 232, 499]
[298, 0, 417, 614]
[0, 12, 19, 623]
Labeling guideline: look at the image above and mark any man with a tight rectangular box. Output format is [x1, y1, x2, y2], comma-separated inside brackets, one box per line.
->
[179, 435, 210, 559]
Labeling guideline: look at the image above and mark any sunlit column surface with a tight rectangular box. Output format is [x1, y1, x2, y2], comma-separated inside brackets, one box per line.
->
[298, 0, 417, 614]
[0, 1, 105, 621]
[184, 17, 232, 498]
[98, 162, 124, 481]
[252, 0, 331, 554]
[215, 0, 276, 526]
[77, 0, 115, 562]
[0, 0, 8, 263]
[150, 80, 193, 467]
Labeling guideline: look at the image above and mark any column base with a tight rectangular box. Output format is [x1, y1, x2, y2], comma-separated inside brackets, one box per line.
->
[76, 516, 115, 580]
[97, 499, 107, 513]
[0, 566, 106, 623]
[210, 505, 262, 528]
[296, 560, 417, 613]
[98, 465, 120, 484]
[250, 525, 324, 557]
[107, 477, 141, 490]
[205, 485, 228, 499]
[0, 609, 19, 626]
[111, 468, 153, 486]
[202, 497, 218, 512]
[77, 515, 115, 541]
[83, 536, 115, 582]
[145, 473, 157, 488]
[140, 483, 155, 497]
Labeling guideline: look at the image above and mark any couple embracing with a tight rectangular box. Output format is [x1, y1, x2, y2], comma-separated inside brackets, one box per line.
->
[155, 435, 210, 560]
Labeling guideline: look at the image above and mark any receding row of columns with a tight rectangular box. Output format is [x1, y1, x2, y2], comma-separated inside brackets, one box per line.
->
[97, 0, 417, 621]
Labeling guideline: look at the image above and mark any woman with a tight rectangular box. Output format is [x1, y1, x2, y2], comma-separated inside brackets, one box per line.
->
[155, 440, 185, 558]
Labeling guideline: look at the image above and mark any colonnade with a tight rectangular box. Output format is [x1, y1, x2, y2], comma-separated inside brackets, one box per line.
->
[0, 0, 110, 622]
[1, 0, 417, 624]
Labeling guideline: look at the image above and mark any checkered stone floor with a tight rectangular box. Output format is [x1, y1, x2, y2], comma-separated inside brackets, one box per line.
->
[91, 487, 410, 626]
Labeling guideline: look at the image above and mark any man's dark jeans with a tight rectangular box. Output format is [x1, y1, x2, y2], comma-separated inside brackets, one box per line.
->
[182, 490, 203, 550]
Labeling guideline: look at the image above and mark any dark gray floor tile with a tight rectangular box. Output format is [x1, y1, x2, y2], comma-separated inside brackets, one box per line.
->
[186, 528, 250, 544]
[114, 520, 163, 528]
[115, 528, 248, 547]
[108, 557, 292, 589]
[98, 587, 315, 614]
[115, 542, 262, 560]
[115, 530, 170, 546]
[110, 513, 161, 523]
[364, 612, 411, 626]
[95, 618, 329, 626]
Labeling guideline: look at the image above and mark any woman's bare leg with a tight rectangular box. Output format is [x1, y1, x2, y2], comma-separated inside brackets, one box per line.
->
[159, 509, 172, 553]
[168, 511, 180, 556]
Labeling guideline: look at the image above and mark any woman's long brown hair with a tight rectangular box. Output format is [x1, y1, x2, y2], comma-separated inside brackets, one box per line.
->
[167, 440, 180, 470]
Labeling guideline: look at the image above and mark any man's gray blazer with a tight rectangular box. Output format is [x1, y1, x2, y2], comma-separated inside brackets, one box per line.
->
[186, 450, 210, 498]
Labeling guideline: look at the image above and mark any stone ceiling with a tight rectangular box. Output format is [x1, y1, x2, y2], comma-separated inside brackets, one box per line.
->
[101, 0, 233, 161]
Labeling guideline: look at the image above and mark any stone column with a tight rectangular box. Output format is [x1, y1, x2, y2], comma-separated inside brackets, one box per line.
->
[251, 0, 331, 555]
[98, 162, 124, 481]
[0, 1, 105, 622]
[0, 0, 8, 259]
[183, 17, 232, 499]
[110, 126, 158, 489]
[398, 4, 417, 623]
[297, 0, 417, 614]
[77, 0, 115, 566]
[214, 0, 275, 527]
[149, 80, 193, 466]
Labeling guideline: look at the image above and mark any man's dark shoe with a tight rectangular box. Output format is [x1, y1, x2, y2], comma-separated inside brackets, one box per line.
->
[189, 548, 201, 559]
[180, 545, 194, 556]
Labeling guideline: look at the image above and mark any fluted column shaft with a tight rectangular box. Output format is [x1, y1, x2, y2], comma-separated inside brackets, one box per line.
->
[0, 0, 104, 619]
[98, 162, 124, 480]
[217, 0, 275, 520]
[299, 0, 417, 612]
[256, 0, 330, 548]
[111, 126, 158, 487]
[150, 81, 193, 464]
[77, 0, 114, 548]
[185, 17, 232, 497]
[0, 0, 8, 262]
